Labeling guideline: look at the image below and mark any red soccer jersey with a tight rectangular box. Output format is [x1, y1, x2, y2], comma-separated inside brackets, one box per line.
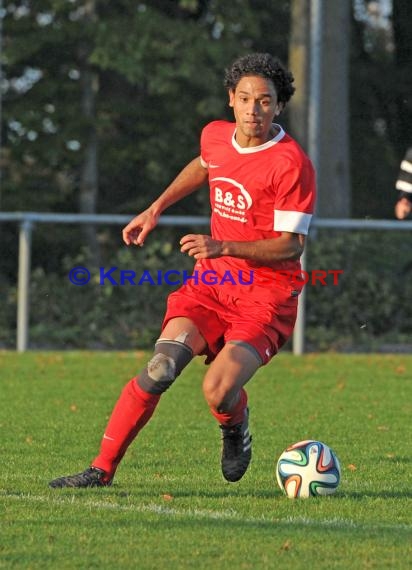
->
[196, 120, 316, 297]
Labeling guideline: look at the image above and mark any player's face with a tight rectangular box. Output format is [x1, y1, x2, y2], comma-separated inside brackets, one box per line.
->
[229, 76, 283, 147]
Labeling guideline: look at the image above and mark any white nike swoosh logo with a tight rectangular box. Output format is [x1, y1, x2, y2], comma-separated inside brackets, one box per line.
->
[209, 164, 220, 168]
[103, 434, 115, 441]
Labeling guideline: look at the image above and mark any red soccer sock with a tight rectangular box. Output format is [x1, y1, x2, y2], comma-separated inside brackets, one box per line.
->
[92, 378, 160, 480]
[209, 388, 248, 427]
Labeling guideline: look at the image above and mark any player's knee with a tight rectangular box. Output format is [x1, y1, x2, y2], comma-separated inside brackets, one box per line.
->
[137, 339, 193, 395]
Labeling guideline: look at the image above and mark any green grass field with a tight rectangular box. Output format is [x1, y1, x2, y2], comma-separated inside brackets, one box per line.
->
[1, 351, 411, 569]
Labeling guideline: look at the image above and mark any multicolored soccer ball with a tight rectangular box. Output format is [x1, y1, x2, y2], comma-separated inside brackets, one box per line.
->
[276, 440, 341, 498]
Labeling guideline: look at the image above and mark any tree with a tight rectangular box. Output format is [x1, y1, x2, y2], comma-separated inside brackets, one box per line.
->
[1, 0, 291, 276]
[288, 0, 310, 150]
[288, 0, 351, 218]
[350, 0, 412, 218]
[392, 0, 412, 154]
[317, 0, 351, 218]
[78, 0, 100, 264]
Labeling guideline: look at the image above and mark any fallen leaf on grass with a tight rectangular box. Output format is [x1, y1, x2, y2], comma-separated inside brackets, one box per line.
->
[162, 494, 173, 501]
[280, 540, 292, 551]
[347, 464, 357, 471]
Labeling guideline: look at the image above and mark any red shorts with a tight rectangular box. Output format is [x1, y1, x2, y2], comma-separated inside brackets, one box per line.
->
[162, 280, 298, 366]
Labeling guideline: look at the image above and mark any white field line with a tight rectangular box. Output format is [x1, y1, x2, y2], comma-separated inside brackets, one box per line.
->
[2, 492, 411, 533]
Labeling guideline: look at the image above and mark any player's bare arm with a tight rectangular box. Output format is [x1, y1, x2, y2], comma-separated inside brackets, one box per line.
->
[180, 231, 304, 263]
[122, 157, 208, 246]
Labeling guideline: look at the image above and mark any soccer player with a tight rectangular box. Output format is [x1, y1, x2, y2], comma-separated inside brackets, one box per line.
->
[394, 147, 412, 220]
[49, 53, 316, 488]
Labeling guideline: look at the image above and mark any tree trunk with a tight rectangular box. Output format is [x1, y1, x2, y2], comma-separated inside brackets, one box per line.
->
[79, 0, 100, 266]
[392, 0, 412, 155]
[79, 65, 100, 265]
[316, 0, 351, 218]
[288, 0, 351, 218]
[288, 0, 310, 151]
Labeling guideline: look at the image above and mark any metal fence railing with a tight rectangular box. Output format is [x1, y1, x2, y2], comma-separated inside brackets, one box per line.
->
[1, 212, 412, 354]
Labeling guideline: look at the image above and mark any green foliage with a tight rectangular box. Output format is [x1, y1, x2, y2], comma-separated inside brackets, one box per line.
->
[1, 229, 412, 351]
[1, 0, 291, 277]
[1, 0, 287, 214]
[350, 1, 412, 217]
[0, 233, 195, 349]
[2, 1, 91, 218]
[1, 352, 411, 568]
[2, 1, 412, 351]
[306, 230, 412, 350]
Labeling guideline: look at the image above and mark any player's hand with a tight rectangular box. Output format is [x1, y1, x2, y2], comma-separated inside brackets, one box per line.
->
[395, 197, 412, 220]
[122, 209, 159, 246]
[180, 234, 223, 259]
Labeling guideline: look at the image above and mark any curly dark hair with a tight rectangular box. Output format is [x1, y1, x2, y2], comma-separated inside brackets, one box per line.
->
[223, 53, 295, 105]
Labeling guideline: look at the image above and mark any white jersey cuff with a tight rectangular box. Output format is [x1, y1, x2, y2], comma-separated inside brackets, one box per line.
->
[396, 180, 412, 193]
[400, 159, 412, 174]
[274, 210, 312, 235]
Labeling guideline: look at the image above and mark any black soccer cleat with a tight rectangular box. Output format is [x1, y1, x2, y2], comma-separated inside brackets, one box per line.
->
[48, 467, 111, 489]
[220, 408, 252, 482]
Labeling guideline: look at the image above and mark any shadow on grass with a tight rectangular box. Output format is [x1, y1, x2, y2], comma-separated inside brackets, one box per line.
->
[380, 455, 412, 464]
[3, 482, 412, 502]
[112, 486, 412, 500]
[339, 490, 412, 499]
[2, 489, 411, 536]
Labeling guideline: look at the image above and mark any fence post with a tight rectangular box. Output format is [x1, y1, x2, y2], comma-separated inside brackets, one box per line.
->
[17, 219, 33, 352]
[293, 248, 307, 355]
[293, 0, 324, 355]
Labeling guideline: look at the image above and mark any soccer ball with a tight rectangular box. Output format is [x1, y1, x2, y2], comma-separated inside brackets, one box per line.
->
[276, 440, 341, 498]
